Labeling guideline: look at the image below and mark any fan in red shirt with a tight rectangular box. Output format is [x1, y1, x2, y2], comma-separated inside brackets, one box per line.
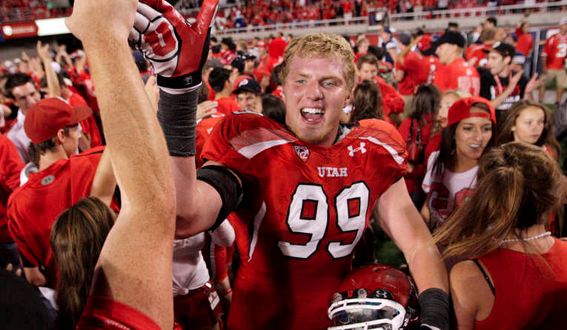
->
[357, 55, 404, 126]
[465, 27, 497, 68]
[396, 33, 438, 116]
[208, 68, 241, 116]
[7, 98, 105, 289]
[434, 31, 480, 97]
[220, 38, 237, 66]
[539, 18, 567, 107]
[515, 21, 533, 58]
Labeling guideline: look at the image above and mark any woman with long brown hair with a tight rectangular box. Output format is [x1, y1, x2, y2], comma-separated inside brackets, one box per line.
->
[341, 79, 384, 123]
[421, 97, 496, 231]
[398, 84, 441, 209]
[434, 142, 567, 329]
[495, 100, 561, 159]
[50, 197, 115, 329]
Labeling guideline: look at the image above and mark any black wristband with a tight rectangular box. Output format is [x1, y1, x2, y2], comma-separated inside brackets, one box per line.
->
[418, 288, 450, 330]
[157, 71, 202, 90]
[157, 89, 198, 157]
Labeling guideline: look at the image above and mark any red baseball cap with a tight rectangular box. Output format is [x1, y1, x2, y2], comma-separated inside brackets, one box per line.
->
[417, 35, 432, 53]
[447, 96, 496, 127]
[24, 97, 93, 144]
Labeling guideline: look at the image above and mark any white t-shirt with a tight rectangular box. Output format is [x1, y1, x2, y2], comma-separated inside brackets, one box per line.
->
[172, 233, 210, 296]
[7, 110, 31, 163]
[422, 151, 478, 229]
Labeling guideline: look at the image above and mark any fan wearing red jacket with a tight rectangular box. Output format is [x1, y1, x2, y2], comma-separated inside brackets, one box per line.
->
[434, 31, 480, 97]
[539, 18, 567, 107]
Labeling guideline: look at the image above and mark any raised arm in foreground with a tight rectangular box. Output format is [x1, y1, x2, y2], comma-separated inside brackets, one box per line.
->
[66, 0, 176, 328]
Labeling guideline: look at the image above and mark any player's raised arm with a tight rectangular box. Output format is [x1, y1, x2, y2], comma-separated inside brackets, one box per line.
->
[376, 179, 450, 330]
[130, 0, 241, 238]
[66, 0, 176, 328]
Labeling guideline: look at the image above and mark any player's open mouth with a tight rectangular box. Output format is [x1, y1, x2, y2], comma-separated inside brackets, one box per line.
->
[301, 108, 324, 122]
[468, 143, 481, 149]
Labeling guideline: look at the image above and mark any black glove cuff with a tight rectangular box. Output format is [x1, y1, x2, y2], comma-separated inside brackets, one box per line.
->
[157, 71, 202, 90]
[418, 288, 450, 330]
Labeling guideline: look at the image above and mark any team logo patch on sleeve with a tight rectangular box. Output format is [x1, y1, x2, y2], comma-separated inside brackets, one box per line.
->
[294, 145, 310, 162]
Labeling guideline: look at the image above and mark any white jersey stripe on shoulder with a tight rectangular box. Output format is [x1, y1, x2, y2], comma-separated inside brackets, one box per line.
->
[237, 140, 291, 159]
[359, 136, 405, 165]
[248, 201, 267, 262]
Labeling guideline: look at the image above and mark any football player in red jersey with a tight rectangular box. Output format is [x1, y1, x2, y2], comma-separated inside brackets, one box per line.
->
[133, 4, 449, 330]
[539, 18, 567, 107]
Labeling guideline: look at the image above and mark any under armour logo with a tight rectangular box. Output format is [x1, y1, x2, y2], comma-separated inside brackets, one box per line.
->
[348, 143, 367, 157]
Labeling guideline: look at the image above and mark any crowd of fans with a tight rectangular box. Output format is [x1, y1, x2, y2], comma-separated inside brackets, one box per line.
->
[0, 0, 536, 25]
[2, 0, 567, 328]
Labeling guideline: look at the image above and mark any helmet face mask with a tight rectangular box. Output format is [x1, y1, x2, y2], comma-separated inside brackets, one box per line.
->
[328, 297, 405, 330]
[328, 265, 420, 330]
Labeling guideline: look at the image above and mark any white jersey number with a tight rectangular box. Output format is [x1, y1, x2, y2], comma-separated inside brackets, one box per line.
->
[278, 182, 369, 259]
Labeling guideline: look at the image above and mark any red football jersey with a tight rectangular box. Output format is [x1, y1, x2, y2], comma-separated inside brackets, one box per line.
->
[433, 58, 480, 96]
[542, 32, 567, 70]
[196, 113, 226, 168]
[7, 147, 104, 288]
[0, 135, 24, 243]
[201, 113, 407, 329]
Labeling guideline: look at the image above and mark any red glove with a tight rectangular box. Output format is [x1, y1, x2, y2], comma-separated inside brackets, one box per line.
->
[129, 0, 218, 92]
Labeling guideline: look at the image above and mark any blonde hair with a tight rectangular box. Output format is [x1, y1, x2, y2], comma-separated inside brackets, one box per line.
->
[278, 33, 356, 91]
[433, 142, 563, 258]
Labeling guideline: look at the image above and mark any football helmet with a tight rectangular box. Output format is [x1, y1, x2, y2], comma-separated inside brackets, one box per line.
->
[328, 264, 419, 330]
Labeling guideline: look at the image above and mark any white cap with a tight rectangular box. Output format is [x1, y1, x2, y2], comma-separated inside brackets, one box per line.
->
[560, 17, 567, 26]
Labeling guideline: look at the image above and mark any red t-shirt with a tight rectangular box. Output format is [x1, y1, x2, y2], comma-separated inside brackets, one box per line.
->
[474, 238, 567, 329]
[419, 55, 441, 85]
[542, 32, 567, 70]
[201, 114, 406, 330]
[0, 135, 24, 243]
[465, 43, 493, 68]
[515, 27, 533, 57]
[396, 51, 432, 96]
[214, 97, 241, 116]
[433, 58, 480, 96]
[341, 0, 354, 14]
[7, 147, 104, 288]
[68, 92, 103, 148]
